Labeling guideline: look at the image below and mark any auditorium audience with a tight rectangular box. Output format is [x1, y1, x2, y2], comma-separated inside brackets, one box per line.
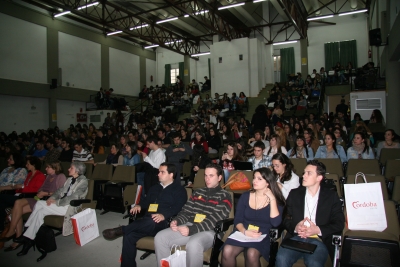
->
[0, 161, 66, 250]
[0, 156, 44, 235]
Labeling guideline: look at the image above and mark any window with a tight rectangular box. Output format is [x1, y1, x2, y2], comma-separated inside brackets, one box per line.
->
[170, 68, 179, 84]
[274, 56, 281, 71]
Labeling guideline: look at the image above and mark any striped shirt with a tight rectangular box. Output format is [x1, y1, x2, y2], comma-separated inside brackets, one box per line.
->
[174, 185, 232, 235]
[72, 149, 94, 162]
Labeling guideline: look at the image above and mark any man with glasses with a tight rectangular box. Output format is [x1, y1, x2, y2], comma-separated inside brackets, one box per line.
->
[72, 140, 94, 163]
[276, 160, 344, 266]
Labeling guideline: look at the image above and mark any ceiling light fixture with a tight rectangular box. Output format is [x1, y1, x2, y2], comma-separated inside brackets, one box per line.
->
[156, 17, 178, 24]
[253, 0, 267, 3]
[54, 11, 71, 17]
[339, 9, 368, 16]
[130, 24, 149, 30]
[184, 14, 189, 18]
[107, 30, 123, 36]
[165, 40, 182, 45]
[218, 3, 245, 10]
[272, 40, 298, 46]
[195, 10, 209, 15]
[191, 52, 210, 57]
[307, 15, 334, 21]
[145, 44, 159, 49]
[77, 2, 99, 10]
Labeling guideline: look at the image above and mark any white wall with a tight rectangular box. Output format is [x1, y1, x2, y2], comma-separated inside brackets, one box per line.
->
[109, 47, 140, 96]
[145, 58, 156, 88]
[211, 38, 251, 97]
[0, 13, 47, 83]
[156, 48, 184, 85]
[59, 32, 101, 90]
[56, 99, 86, 131]
[0, 95, 49, 133]
[307, 14, 369, 73]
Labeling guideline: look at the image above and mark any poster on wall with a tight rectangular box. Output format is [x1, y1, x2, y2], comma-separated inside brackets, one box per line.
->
[77, 113, 87, 122]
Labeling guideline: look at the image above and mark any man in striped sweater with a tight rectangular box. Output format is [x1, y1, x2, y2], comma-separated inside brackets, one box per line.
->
[155, 163, 232, 267]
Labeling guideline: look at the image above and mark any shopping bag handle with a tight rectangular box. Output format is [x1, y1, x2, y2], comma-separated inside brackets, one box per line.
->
[354, 172, 367, 184]
[170, 244, 182, 255]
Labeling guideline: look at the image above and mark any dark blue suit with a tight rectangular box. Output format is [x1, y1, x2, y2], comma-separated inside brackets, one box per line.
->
[121, 181, 187, 267]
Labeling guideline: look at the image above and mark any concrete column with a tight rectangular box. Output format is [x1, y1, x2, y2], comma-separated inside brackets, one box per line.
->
[300, 39, 308, 77]
[101, 45, 109, 89]
[140, 56, 146, 89]
[184, 55, 191, 86]
[47, 28, 58, 128]
[263, 2, 274, 85]
[385, 60, 400, 133]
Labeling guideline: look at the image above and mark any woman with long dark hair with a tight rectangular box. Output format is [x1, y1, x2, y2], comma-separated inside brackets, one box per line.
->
[221, 167, 285, 266]
[123, 141, 140, 166]
[206, 127, 221, 154]
[347, 132, 375, 160]
[287, 135, 314, 161]
[315, 132, 347, 162]
[190, 130, 209, 153]
[271, 153, 300, 199]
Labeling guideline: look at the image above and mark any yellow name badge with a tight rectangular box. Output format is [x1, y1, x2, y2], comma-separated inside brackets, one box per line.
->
[248, 224, 259, 231]
[148, 204, 158, 212]
[194, 214, 206, 223]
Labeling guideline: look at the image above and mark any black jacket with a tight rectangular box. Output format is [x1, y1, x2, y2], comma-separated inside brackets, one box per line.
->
[140, 180, 187, 221]
[283, 186, 344, 259]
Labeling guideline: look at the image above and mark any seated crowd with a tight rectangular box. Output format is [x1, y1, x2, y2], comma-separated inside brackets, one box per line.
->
[0, 83, 397, 266]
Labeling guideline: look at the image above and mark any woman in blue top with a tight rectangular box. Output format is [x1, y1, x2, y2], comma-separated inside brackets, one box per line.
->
[347, 132, 375, 160]
[123, 141, 140, 166]
[221, 168, 285, 266]
[315, 132, 347, 163]
[287, 135, 314, 162]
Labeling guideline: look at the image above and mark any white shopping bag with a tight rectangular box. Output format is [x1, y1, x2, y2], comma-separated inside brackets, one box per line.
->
[160, 245, 186, 267]
[344, 172, 387, 232]
[71, 208, 100, 246]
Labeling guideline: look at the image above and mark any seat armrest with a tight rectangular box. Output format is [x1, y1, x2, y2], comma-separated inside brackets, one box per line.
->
[18, 193, 37, 198]
[214, 218, 234, 233]
[269, 228, 279, 242]
[70, 199, 91, 206]
[117, 182, 134, 187]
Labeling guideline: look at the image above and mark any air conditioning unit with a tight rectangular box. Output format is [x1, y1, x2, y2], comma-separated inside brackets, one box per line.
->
[355, 98, 382, 110]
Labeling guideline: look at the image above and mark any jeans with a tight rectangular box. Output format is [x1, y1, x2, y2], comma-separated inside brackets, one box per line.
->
[275, 236, 329, 267]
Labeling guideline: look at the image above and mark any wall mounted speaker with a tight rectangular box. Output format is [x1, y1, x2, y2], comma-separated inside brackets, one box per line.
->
[369, 28, 382, 46]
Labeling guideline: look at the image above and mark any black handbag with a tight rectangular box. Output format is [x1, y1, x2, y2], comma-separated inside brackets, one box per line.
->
[35, 225, 57, 262]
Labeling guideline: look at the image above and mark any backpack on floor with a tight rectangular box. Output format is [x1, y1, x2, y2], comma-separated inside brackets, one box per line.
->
[35, 225, 57, 262]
